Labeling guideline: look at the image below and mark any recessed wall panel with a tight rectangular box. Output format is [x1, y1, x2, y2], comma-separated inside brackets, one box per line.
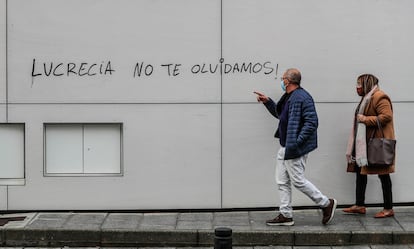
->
[83, 124, 122, 174]
[45, 124, 83, 174]
[0, 124, 24, 179]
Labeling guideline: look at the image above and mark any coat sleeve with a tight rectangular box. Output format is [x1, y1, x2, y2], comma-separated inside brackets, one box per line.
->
[263, 98, 279, 119]
[364, 94, 393, 128]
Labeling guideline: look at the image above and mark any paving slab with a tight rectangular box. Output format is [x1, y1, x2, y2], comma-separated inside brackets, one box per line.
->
[176, 220, 212, 230]
[63, 213, 107, 230]
[102, 213, 143, 230]
[178, 213, 213, 221]
[140, 213, 178, 229]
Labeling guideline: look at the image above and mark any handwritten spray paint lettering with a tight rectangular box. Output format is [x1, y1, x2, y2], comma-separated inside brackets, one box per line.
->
[161, 63, 182, 77]
[31, 58, 279, 82]
[31, 59, 115, 77]
[133, 62, 154, 77]
[190, 61, 274, 75]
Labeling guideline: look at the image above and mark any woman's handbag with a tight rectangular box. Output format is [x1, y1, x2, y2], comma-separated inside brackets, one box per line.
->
[367, 118, 396, 166]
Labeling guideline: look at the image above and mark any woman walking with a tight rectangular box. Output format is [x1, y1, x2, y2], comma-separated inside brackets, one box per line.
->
[344, 74, 395, 218]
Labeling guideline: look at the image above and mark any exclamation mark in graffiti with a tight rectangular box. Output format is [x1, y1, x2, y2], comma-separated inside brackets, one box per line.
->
[275, 63, 279, 79]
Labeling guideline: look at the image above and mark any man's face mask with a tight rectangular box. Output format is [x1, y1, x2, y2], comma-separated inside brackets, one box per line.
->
[281, 80, 287, 92]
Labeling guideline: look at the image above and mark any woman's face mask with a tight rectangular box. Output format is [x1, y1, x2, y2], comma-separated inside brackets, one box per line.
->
[356, 85, 364, 96]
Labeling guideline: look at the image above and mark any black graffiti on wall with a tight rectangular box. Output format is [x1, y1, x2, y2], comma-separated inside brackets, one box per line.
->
[31, 58, 279, 81]
[31, 59, 115, 77]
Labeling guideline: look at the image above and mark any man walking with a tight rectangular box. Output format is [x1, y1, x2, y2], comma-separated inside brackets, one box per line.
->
[254, 68, 337, 226]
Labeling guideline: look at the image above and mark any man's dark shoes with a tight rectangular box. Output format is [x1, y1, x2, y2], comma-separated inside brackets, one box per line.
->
[322, 198, 337, 225]
[266, 214, 294, 226]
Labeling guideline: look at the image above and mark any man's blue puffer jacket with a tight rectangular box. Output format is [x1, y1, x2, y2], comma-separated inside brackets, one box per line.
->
[264, 87, 318, 160]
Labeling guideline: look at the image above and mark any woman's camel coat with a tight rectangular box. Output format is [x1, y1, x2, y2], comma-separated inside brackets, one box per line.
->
[352, 88, 396, 175]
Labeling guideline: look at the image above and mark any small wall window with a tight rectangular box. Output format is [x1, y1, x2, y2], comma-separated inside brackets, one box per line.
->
[44, 123, 122, 176]
[0, 124, 25, 185]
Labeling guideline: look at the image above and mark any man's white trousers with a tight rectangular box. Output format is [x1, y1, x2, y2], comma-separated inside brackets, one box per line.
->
[276, 147, 330, 218]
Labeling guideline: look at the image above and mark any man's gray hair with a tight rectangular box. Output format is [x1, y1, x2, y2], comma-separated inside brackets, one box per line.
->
[285, 68, 301, 85]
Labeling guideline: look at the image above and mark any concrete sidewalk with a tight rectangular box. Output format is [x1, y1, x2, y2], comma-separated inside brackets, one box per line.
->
[1, 206, 414, 247]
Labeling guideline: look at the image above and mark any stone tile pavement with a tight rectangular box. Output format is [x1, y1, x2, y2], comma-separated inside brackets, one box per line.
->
[1, 246, 414, 249]
[1, 206, 414, 247]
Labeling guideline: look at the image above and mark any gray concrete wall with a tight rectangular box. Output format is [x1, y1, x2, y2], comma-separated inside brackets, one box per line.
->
[1, 0, 413, 210]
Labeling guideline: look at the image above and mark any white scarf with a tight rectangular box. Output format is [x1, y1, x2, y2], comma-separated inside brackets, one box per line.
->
[346, 85, 378, 167]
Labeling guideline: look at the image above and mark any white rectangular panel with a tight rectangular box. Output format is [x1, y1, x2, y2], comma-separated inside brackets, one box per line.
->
[0, 0, 6, 103]
[222, 104, 279, 208]
[83, 124, 121, 174]
[0, 186, 6, 209]
[222, 102, 401, 208]
[390, 103, 414, 203]
[0, 124, 24, 179]
[0, 104, 5, 122]
[222, 0, 414, 103]
[130, 104, 222, 209]
[7, 104, 221, 210]
[8, 0, 221, 103]
[45, 124, 83, 174]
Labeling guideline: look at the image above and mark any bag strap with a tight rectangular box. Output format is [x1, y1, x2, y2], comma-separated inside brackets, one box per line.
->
[371, 117, 385, 139]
